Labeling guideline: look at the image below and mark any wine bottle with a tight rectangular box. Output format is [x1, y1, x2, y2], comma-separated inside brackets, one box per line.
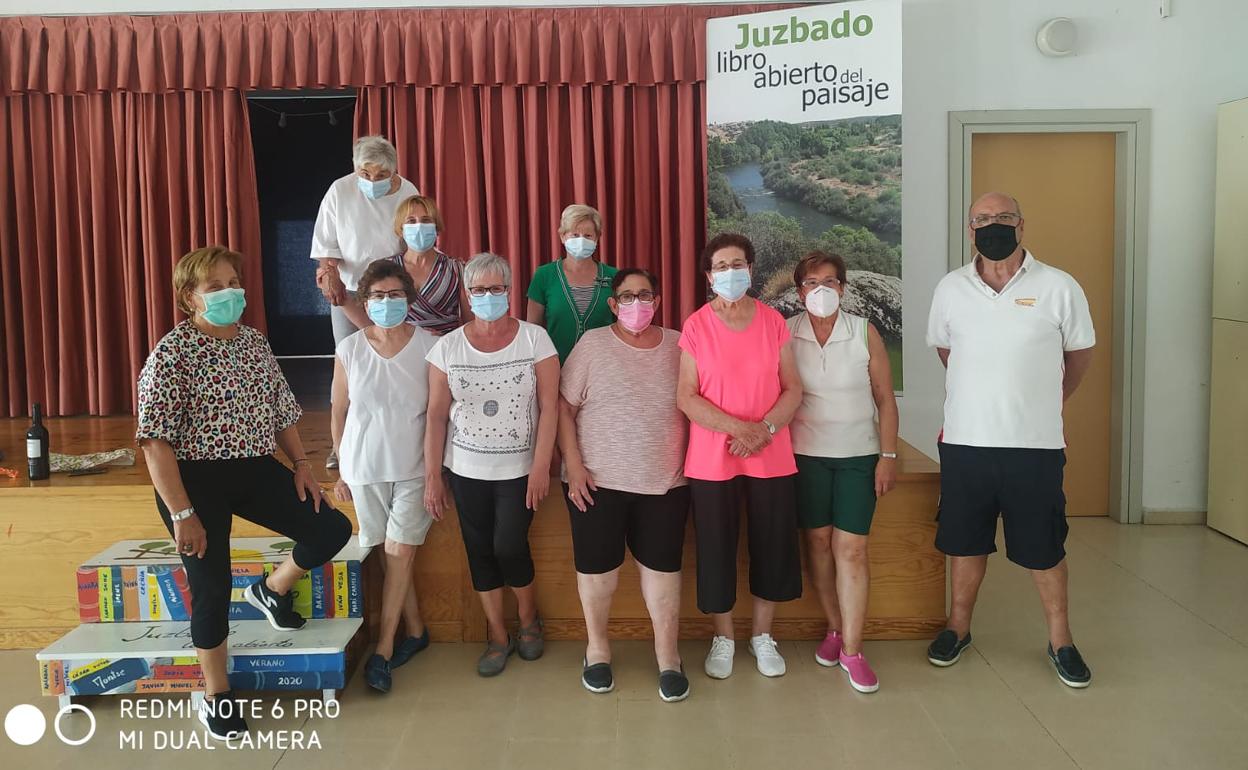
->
[27, 402, 50, 481]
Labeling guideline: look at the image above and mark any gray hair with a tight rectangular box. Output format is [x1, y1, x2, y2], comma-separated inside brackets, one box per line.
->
[352, 135, 398, 173]
[464, 252, 511, 288]
[558, 203, 603, 236]
[968, 191, 1022, 219]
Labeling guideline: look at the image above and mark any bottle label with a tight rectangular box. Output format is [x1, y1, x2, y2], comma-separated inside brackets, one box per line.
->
[27, 439, 42, 459]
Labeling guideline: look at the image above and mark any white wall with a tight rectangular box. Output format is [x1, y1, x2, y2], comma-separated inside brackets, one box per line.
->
[6, 0, 1246, 514]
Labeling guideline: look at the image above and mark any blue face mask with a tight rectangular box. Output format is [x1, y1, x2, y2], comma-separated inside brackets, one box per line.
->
[197, 287, 246, 326]
[469, 292, 510, 322]
[564, 236, 597, 260]
[710, 268, 751, 302]
[367, 297, 409, 329]
[403, 222, 438, 253]
[357, 175, 392, 200]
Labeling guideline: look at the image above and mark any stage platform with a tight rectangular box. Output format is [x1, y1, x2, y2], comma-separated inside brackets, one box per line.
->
[0, 411, 945, 649]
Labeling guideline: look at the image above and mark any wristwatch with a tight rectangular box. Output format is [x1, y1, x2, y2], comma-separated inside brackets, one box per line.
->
[170, 506, 195, 523]
[880, 452, 898, 460]
[761, 418, 777, 435]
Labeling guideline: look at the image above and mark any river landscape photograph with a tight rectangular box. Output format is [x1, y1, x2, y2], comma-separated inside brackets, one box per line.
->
[707, 115, 903, 388]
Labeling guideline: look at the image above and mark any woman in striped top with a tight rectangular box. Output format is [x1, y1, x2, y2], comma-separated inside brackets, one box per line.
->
[388, 195, 468, 336]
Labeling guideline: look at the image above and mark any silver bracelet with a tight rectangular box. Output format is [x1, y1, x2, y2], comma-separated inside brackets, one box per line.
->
[169, 506, 195, 523]
[880, 452, 898, 460]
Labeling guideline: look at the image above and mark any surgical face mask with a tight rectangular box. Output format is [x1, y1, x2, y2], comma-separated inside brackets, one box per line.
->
[616, 300, 656, 333]
[804, 286, 841, 318]
[357, 175, 392, 200]
[974, 223, 1019, 261]
[368, 297, 409, 328]
[469, 292, 510, 322]
[710, 268, 751, 302]
[564, 236, 597, 260]
[403, 222, 438, 252]
[197, 287, 246, 327]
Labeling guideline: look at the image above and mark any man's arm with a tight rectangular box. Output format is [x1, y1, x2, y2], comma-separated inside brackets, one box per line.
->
[937, 347, 950, 368]
[1062, 348, 1094, 401]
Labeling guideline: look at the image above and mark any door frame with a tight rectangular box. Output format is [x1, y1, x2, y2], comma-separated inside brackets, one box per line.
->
[947, 109, 1151, 524]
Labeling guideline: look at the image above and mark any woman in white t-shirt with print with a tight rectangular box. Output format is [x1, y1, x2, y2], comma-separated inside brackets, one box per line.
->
[424, 252, 560, 678]
[330, 259, 438, 695]
[787, 251, 899, 695]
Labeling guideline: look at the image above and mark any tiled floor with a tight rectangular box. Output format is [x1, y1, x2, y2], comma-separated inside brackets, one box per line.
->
[2, 519, 1246, 769]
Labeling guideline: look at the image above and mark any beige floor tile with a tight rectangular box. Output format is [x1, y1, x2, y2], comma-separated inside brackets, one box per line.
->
[3, 520, 1247, 770]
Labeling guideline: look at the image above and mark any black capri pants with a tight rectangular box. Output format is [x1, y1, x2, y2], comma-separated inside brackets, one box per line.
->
[446, 470, 535, 592]
[155, 455, 354, 649]
[564, 484, 690, 575]
[689, 474, 803, 614]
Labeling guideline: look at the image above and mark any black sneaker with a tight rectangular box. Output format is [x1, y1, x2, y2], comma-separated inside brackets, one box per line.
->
[1047, 643, 1091, 688]
[365, 653, 393, 693]
[245, 576, 306, 632]
[391, 627, 431, 669]
[658, 668, 690, 703]
[927, 629, 972, 666]
[581, 660, 614, 694]
[198, 691, 248, 741]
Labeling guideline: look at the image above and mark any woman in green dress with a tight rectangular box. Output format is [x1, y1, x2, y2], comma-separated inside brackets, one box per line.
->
[526, 204, 618, 363]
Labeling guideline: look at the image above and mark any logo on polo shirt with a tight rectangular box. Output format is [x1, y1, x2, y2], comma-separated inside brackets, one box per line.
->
[1015, 298, 1037, 307]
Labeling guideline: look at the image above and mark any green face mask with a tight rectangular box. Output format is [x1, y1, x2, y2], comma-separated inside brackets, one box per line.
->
[197, 287, 246, 326]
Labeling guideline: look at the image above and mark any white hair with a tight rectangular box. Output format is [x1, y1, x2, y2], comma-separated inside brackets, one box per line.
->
[558, 203, 603, 236]
[352, 135, 398, 173]
[464, 252, 511, 288]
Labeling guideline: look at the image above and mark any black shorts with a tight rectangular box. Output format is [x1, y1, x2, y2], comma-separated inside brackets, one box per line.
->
[936, 443, 1069, 570]
[689, 475, 803, 614]
[564, 484, 690, 574]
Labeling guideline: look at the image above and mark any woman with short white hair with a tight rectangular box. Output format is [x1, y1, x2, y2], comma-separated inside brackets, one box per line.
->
[424, 253, 560, 677]
[526, 204, 617, 363]
[311, 135, 419, 468]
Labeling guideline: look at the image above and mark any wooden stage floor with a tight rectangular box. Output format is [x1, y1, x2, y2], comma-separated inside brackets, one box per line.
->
[0, 409, 945, 650]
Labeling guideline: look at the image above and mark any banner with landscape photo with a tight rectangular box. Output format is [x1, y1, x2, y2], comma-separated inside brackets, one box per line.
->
[706, 0, 903, 387]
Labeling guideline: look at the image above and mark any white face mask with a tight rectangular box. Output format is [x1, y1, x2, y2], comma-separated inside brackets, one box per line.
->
[804, 285, 841, 318]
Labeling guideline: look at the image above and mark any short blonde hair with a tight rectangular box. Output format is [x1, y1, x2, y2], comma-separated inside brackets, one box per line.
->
[393, 195, 444, 237]
[558, 204, 602, 237]
[173, 246, 243, 315]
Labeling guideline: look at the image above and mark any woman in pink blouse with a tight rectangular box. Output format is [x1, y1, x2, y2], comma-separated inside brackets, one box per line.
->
[136, 247, 353, 742]
[675, 232, 804, 681]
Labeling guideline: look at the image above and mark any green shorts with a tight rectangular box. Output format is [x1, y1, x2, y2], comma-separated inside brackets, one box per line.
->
[794, 453, 878, 535]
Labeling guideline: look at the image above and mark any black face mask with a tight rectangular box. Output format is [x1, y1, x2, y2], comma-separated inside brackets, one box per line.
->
[974, 223, 1019, 261]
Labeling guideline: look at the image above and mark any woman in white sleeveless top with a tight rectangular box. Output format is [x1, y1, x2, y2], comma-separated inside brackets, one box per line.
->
[787, 251, 899, 694]
[330, 259, 439, 695]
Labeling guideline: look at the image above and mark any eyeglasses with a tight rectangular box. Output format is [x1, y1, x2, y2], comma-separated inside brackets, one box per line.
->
[615, 291, 656, 305]
[800, 277, 841, 290]
[467, 285, 508, 297]
[969, 212, 1021, 228]
[710, 260, 750, 273]
[366, 290, 408, 301]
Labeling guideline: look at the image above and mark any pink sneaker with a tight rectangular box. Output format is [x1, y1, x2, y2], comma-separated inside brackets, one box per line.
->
[839, 651, 879, 693]
[815, 630, 842, 668]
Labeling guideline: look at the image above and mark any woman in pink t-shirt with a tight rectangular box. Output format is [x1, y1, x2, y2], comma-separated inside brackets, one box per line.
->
[676, 233, 804, 681]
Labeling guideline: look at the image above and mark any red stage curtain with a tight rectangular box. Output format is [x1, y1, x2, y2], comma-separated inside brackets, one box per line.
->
[0, 6, 776, 95]
[0, 90, 263, 416]
[355, 82, 706, 328]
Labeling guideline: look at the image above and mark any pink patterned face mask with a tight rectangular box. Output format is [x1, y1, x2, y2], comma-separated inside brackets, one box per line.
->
[617, 300, 656, 333]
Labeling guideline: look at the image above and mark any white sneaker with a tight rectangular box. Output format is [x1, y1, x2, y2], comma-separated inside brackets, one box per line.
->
[749, 633, 786, 677]
[704, 636, 735, 679]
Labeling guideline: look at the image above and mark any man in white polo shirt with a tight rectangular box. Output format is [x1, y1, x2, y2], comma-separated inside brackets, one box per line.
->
[925, 192, 1095, 689]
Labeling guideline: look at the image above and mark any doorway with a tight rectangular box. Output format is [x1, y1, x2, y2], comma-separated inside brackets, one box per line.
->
[948, 110, 1151, 523]
[247, 92, 358, 358]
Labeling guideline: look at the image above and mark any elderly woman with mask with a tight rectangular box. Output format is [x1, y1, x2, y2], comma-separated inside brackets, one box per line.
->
[424, 253, 560, 677]
[526, 204, 617, 364]
[137, 247, 352, 741]
[311, 135, 419, 468]
[675, 232, 804, 681]
[787, 251, 898, 694]
[558, 268, 691, 702]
